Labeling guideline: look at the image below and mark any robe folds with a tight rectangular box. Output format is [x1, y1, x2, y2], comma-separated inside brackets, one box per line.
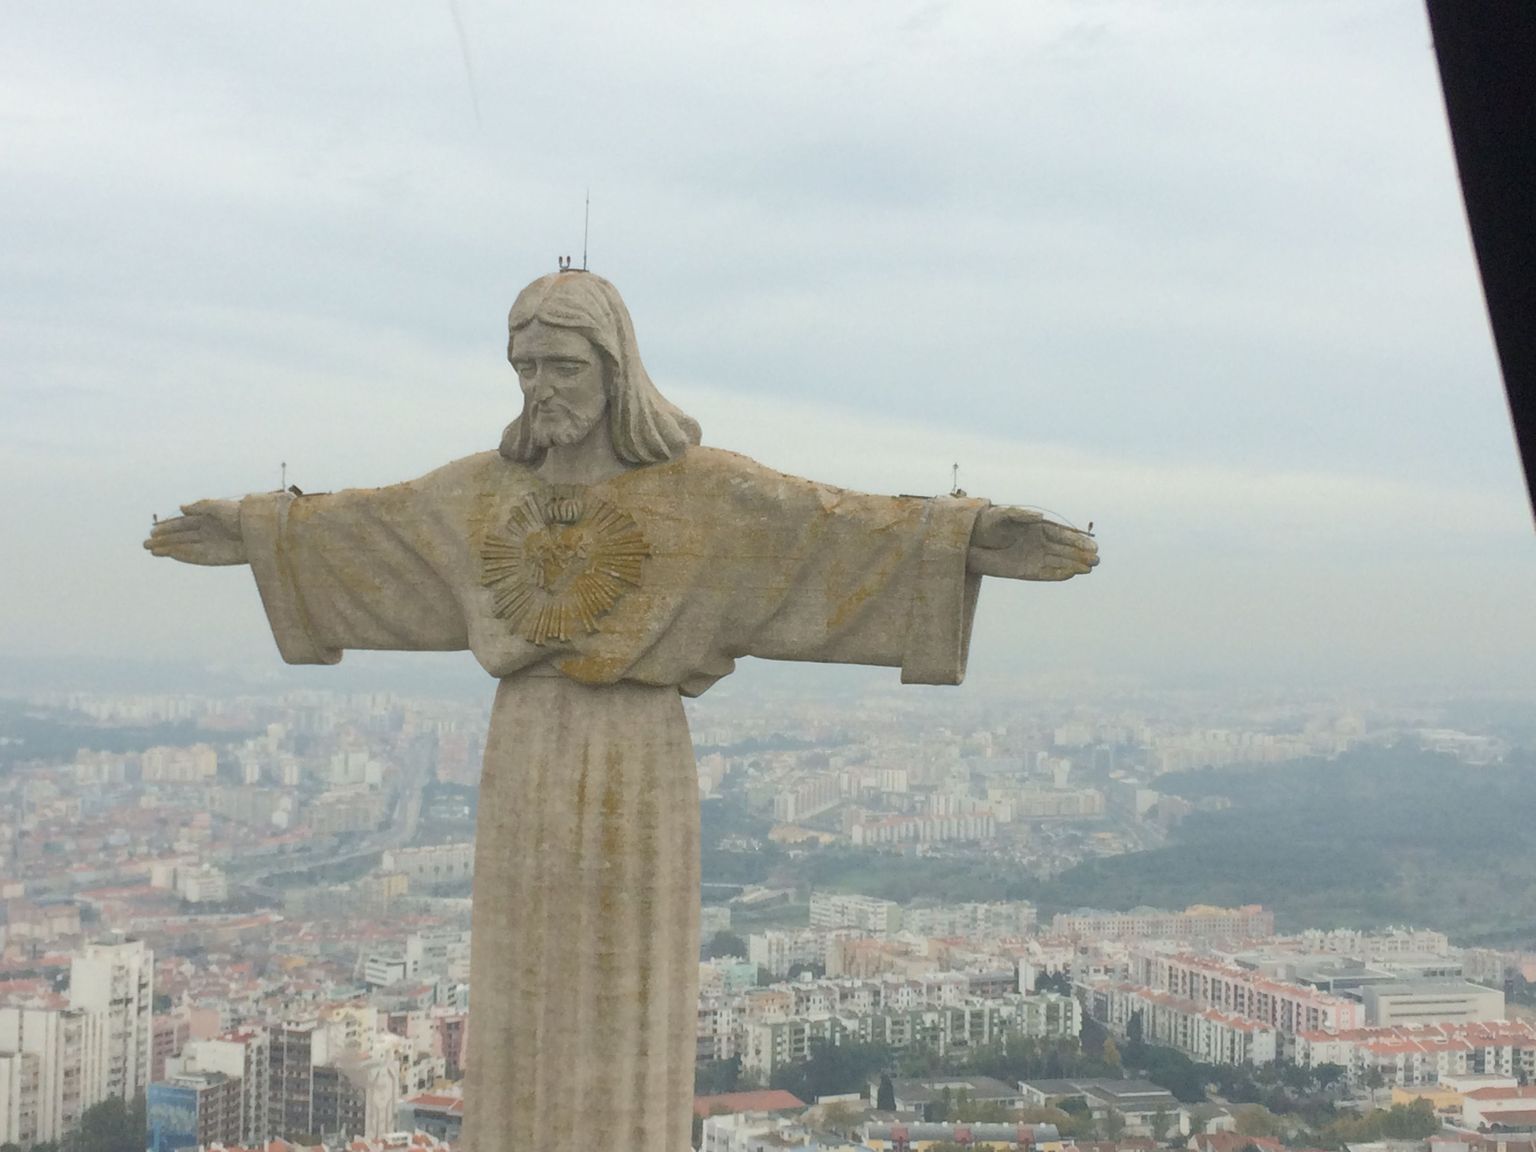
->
[239, 445, 987, 1152]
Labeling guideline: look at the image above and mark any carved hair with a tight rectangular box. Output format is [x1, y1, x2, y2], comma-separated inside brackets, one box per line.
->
[500, 272, 702, 465]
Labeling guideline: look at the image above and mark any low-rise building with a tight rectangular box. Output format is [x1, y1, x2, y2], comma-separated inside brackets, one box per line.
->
[1363, 982, 1505, 1027]
[861, 1122, 1065, 1151]
[1019, 1079, 1190, 1138]
[878, 1075, 1024, 1116]
[395, 1092, 463, 1144]
[1294, 1021, 1536, 1086]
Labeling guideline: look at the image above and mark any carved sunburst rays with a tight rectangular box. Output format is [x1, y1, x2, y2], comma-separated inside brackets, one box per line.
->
[479, 488, 650, 646]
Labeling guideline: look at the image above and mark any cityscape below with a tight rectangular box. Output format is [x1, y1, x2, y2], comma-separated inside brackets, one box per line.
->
[2, 684, 1534, 1152]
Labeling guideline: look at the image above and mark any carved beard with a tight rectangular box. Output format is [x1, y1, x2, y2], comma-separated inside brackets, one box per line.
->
[528, 400, 604, 448]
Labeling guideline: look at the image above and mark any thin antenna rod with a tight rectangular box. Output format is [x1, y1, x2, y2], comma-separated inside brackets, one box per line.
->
[281, 461, 287, 491]
[445, 0, 483, 125]
[582, 189, 590, 271]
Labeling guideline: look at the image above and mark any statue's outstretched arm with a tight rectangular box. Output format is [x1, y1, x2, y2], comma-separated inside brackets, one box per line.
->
[144, 484, 469, 663]
[966, 505, 1098, 581]
[143, 499, 247, 566]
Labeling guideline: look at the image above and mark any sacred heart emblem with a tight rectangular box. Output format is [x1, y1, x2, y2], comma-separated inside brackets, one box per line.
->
[479, 487, 649, 645]
[524, 525, 593, 593]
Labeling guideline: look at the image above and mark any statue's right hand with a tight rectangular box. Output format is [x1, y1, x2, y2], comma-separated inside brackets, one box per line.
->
[142, 499, 248, 566]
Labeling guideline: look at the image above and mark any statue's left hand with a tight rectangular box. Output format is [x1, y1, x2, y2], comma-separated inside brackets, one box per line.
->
[142, 499, 248, 566]
[967, 505, 1098, 581]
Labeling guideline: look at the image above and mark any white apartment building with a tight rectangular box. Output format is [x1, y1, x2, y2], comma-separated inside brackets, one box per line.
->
[177, 865, 230, 904]
[741, 1013, 855, 1082]
[1131, 947, 1362, 1035]
[748, 931, 828, 979]
[0, 1050, 42, 1148]
[741, 992, 1080, 1081]
[139, 744, 219, 783]
[170, 1030, 272, 1145]
[1293, 1021, 1536, 1086]
[1055, 905, 1275, 942]
[70, 939, 154, 1104]
[849, 812, 996, 846]
[902, 901, 1037, 939]
[1295, 928, 1452, 957]
[1011, 789, 1106, 820]
[773, 776, 841, 823]
[0, 1006, 95, 1143]
[380, 843, 473, 888]
[697, 995, 738, 1062]
[1086, 981, 1278, 1066]
[809, 893, 901, 934]
[405, 929, 471, 981]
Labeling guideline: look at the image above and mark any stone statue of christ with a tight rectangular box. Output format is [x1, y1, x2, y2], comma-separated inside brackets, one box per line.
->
[144, 270, 1098, 1152]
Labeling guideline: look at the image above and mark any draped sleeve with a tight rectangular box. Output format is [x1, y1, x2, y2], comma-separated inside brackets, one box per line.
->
[590, 450, 989, 694]
[239, 464, 484, 665]
[728, 481, 986, 685]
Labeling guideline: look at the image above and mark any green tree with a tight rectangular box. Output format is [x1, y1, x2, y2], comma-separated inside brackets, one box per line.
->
[703, 930, 749, 960]
[72, 1096, 146, 1152]
[1235, 1105, 1283, 1139]
[769, 1039, 892, 1102]
[1102, 1037, 1122, 1070]
[820, 1102, 862, 1135]
[1381, 1099, 1436, 1139]
[1152, 1107, 1174, 1143]
[1362, 1066, 1386, 1106]
[952, 1098, 1015, 1124]
[877, 1073, 896, 1112]
[1035, 970, 1074, 994]
[695, 1056, 743, 1094]
[1055, 1109, 1098, 1140]
[1126, 1008, 1145, 1049]
[1318, 1100, 1437, 1149]
[1100, 1108, 1127, 1139]
[1314, 1063, 1346, 1091]
[929, 1085, 954, 1123]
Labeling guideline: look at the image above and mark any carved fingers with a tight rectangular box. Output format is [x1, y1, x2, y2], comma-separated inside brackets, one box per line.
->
[969, 504, 1043, 550]
[142, 499, 248, 566]
[967, 506, 1099, 581]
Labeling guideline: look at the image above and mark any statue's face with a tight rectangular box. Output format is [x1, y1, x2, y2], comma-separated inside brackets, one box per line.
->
[508, 320, 608, 449]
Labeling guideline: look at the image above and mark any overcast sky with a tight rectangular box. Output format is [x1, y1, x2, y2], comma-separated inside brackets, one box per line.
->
[2, 0, 1532, 696]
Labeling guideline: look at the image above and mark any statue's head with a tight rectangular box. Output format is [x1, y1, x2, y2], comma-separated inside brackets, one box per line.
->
[500, 272, 701, 465]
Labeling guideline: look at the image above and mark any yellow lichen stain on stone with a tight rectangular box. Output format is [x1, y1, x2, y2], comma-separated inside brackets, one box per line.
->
[574, 747, 589, 856]
[827, 578, 877, 632]
[467, 490, 499, 552]
[597, 751, 624, 920]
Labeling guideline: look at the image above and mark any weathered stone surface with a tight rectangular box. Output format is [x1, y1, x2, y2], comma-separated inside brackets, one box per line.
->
[144, 269, 1099, 1151]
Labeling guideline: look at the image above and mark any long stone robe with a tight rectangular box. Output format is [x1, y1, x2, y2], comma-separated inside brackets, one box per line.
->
[239, 444, 985, 1152]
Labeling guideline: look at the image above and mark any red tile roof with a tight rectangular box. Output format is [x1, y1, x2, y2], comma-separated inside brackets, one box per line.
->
[1481, 1110, 1536, 1126]
[1192, 1134, 1285, 1152]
